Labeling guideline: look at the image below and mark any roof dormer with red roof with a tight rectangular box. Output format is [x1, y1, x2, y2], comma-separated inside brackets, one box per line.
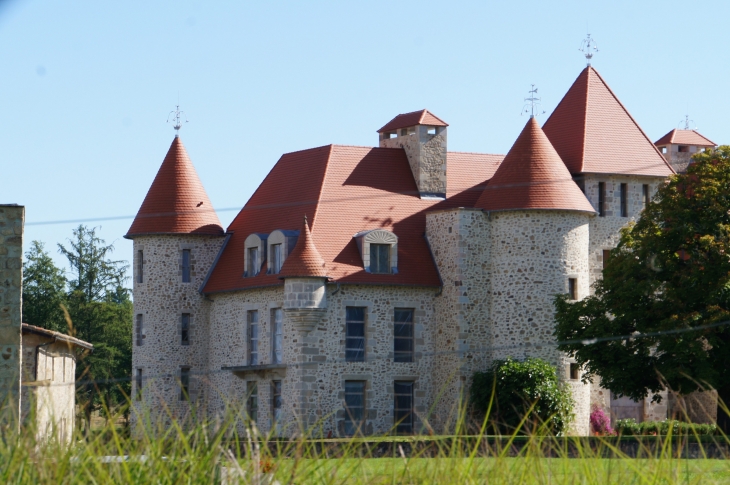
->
[654, 128, 716, 174]
[378, 110, 449, 199]
[126, 136, 224, 238]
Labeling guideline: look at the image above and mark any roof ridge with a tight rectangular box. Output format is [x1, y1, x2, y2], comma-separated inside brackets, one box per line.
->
[589, 67, 675, 174]
[447, 150, 505, 156]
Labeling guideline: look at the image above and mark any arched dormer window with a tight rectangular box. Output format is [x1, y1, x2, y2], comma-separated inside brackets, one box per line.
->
[267, 229, 299, 274]
[353, 229, 398, 274]
[244, 233, 268, 277]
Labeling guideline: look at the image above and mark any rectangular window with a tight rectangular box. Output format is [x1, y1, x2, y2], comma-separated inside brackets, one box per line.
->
[247, 247, 259, 277]
[182, 249, 191, 283]
[345, 307, 366, 362]
[136, 368, 143, 401]
[603, 249, 611, 270]
[598, 182, 606, 217]
[344, 381, 366, 436]
[272, 308, 283, 364]
[678, 145, 689, 153]
[642, 184, 650, 209]
[180, 367, 190, 401]
[135, 314, 143, 346]
[181, 313, 190, 345]
[248, 311, 259, 365]
[246, 381, 258, 424]
[394, 308, 414, 363]
[137, 250, 144, 283]
[620, 183, 628, 217]
[270, 244, 282, 274]
[394, 381, 414, 434]
[271, 380, 282, 423]
[569, 363, 580, 380]
[370, 244, 390, 274]
[568, 278, 577, 300]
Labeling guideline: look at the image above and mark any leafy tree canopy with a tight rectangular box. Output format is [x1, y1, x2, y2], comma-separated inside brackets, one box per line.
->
[22, 241, 67, 332]
[554, 147, 730, 403]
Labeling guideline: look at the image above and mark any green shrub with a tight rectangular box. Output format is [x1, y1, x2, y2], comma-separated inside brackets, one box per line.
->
[614, 419, 719, 436]
[470, 357, 574, 434]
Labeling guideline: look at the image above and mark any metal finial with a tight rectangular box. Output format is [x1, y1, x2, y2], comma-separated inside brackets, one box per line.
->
[679, 114, 696, 130]
[522, 85, 546, 118]
[579, 34, 599, 66]
[167, 105, 188, 136]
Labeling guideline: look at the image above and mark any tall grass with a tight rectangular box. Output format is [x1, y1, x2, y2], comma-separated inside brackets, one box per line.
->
[3, 395, 730, 484]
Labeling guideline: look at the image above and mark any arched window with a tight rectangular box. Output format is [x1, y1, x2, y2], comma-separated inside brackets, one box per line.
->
[243, 233, 268, 277]
[267, 230, 299, 275]
[353, 229, 398, 274]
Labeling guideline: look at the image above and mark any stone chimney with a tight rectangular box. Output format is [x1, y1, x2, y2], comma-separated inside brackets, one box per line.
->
[378, 109, 448, 199]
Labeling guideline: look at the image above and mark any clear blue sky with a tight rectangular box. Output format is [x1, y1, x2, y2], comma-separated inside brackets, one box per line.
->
[1, 0, 727, 280]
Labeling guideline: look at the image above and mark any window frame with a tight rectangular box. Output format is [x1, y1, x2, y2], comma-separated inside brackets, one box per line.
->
[271, 380, 282, 424]
[343, 380, 366, 436]
[642, 184, 650, 210]
[393, 308, 414, 363]
[345, 307, 366, 362]
[179, 367, 191, 401]
[135, 368, 143, 401]
[370, 243, 390, 274]
[248, 310, 259, 365]
[598, 182, 606, 217]
[135, 314, 143, 346]
[270, 244, 282, 274]
[136, 249, 144, 284]
[394, 381, 414, 434]
[246, 381, 258, 424]
[620, 183, 628, 217]
[569, 363, 580, 380]
[568, 278, 578, 301]
[602, 249, 612, 270]
[272, 308, 283, 364]
[181, 249, 191, 283]
[181, 313, 191, 346]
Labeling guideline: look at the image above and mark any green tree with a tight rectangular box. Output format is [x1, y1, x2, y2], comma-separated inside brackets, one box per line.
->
[471, 357, 574, 434]
[554, 146, 730, 408]
[58, 225, 132, 429]
[22, 241, 67, 332]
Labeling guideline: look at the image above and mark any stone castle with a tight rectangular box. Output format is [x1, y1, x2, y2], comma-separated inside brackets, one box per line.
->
[127, 65, 716, 436]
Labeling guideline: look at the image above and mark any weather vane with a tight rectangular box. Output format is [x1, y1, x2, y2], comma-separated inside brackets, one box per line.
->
[579, 34, 598, 66]
[522, 85, 546, 118]
[167, 105, 188, 136]
[679, 114, 696, 130]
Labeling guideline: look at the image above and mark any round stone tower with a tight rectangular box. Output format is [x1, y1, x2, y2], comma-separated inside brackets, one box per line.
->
[125, 134, 225, 428]
[476, 117, 596, 434]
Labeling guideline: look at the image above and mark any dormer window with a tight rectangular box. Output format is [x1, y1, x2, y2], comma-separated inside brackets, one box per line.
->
[353, 229, 398, 274]
[267, 229, 299, 274]
[244, 233, 268, 277]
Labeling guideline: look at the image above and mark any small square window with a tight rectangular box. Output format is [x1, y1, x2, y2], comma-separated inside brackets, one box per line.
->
[678, 145, 689, 153]
[569, 363, 580, 380]
[370, 244, 390, 274]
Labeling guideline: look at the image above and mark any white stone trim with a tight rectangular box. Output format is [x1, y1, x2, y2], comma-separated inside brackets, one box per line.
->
[243, 233, 268, 277]
[353, 229, 398, 274]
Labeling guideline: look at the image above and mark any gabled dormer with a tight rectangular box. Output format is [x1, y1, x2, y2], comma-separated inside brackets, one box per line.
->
[378, 109, 448, 199]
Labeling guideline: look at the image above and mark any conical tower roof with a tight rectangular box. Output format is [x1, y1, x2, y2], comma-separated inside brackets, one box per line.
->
[476, 117, 594, 213]
[279, 216, 328, 278]
[542, 67, 674, 176]
[125, 137, 224, 238]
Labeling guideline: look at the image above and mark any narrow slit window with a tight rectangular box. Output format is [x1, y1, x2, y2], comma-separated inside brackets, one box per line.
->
[136, 369, 143, 401]
[620, 183, 628, 217]
[135, 314, 143, 346]
[370, 244, 390, 274]
[272, 308, 283, 364]
[272, 380, 282, 424]
[394, 309, 414, 363]
[603, 250, 611, 270]
[568, 278, 578, 300]
[248, 310, 259, 365]
[394, 381, 414, 434]
[180, 367, 190, 401]
[181, 313, 190, 345]
[246, 381, 258, 424]
[270, 244, 282, 274]
[642, 184, 650, 209]
[247, 247, 259, 277]
[598, 182, 606, 217]
[182, 249, 191, 283]
[344, 380, 366, 436]
[137, 250, 144, 283]
[345, 307, 365, 362]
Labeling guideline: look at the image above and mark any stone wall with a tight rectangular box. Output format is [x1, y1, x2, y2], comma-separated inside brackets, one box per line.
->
[380, 126, 447, 197]
[130, 234, 225, 431]
[0, 205, 23, 427]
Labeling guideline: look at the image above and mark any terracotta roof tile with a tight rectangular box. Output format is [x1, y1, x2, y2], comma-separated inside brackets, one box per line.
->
[377, 110, 448, 133]
[126, 137, 224, 238]
[279, 216, 327, 278]
[654, 129, 716, 147]
[543, 67, 674, 177]
[475, 118, 594, 213]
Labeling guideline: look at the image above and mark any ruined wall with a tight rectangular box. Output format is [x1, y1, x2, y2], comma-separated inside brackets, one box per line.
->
[130, 234, 224, 430]
[0, 205, 23, 427]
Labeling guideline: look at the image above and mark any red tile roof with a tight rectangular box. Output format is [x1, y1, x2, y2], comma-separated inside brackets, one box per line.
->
[654, 129, 716, 147]
[279, 216, 327, 278]
[542, 67, 674, 177]
[126, 137, 224, 238]
[475, 118, 595, 213]
[202, 145, 502, 293]
[377, 110, 448, 133]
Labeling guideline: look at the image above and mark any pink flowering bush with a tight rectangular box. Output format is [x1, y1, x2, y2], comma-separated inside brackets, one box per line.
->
[589, 405, 615, 435]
